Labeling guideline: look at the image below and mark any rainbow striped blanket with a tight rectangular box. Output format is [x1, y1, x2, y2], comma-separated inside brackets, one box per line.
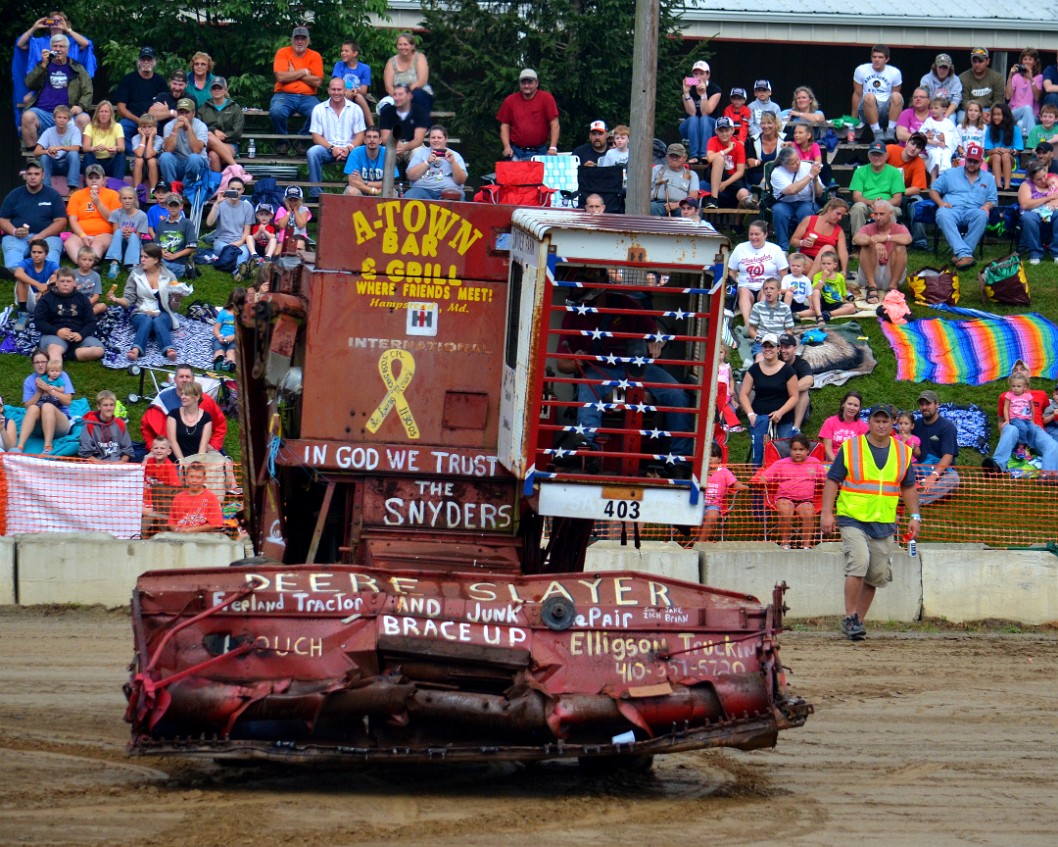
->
[881, 310, 1058, 385]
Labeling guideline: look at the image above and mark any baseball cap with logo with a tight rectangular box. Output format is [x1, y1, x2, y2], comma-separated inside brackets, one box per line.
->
[715, 116, 734, 130]
[759, 333, 780, 347]
[292, 26, 310, 38]
[285, 185, 304, 199]
[918, 389, 940, 404]
[964, 142, 985, 161]
[679, 196, 699, 208]
[970, 47, 989, 59]
[730, 87, 747, 99]
[210, 76, 227, 90]
[666, 142, 687, 157]
[176, 98, 196, 112]
[169, 69, 187, 82]
[85, 164, 105, 177]
[908, 132, 928, 149]
[138, 46, 155, 60]
[934, 53, 954, 68]
[589, 120, 607, 133]
[255, 203, 274, 215]
[868, 404, 895, 418]
[778, 333, 798, 347]
[867, 140, 888, 155]
[692, 61, 710, 73]
[754, 79, 772, 91]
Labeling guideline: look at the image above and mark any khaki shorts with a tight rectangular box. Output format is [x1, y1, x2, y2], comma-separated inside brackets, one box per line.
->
[840, 525, 894, 588]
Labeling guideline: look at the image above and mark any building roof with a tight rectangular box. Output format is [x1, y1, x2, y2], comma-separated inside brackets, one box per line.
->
[680, 2, 1058, 46]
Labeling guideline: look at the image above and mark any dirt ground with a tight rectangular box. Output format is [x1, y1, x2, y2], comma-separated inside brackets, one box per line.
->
[1, 607, 1055, 847]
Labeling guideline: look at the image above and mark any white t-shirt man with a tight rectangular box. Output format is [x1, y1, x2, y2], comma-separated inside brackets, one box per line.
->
[728, 241, 789, 292]
[853, 63, 903, 104]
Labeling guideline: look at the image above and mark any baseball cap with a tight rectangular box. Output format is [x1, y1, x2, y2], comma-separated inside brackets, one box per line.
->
[292, 26, 310, 38]
[1035, 141, 1054, 154]
[519, 68, 538, 81]
[139, 46, 155, 60]
[934, 53, 954, 68]
[85, 164, 105, 177]
[165, 195, 183, 207]
[153, 181, 171, 196]
[692, 61, 710, 73]
[679, 197, 699, 208]
[169, 69, 187, 82]
[176, 98, 196, 112]
[715, 116, 734, 130]
[210, 76, 227, 90]
[759, 332, 780, 347]
[778, 333, 797, 347]
[255, 202, 274, 214]
[964, 142, 985, 161]
[907, 132, 928, 149]
[867, 140, 888, 155]
[730, 87, 747, 99]
[917, 389, 940, 404]
[970, 47, 989, 59]
[285, 185, 304, 199]
[666, 142, 687, 156]
[868, 404, 895, 418]
[589, 120, 607, 132]
[754, 79, 771, 91]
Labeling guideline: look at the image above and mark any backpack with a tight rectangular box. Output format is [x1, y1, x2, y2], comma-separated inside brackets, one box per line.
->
[251, 176, 285, 212]
[213, 244, 242, 273]
[979, 253, 1030, 306]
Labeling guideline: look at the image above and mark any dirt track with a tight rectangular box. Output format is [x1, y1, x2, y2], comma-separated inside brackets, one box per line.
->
[1, 607, 1055, 847]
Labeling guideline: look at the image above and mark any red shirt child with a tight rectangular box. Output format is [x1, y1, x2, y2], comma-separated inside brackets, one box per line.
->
[168, 462, 224, 532]
[723, 91, 752, 144]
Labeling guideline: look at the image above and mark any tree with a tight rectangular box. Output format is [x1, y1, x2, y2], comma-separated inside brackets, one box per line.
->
[418, 0, 706, 172]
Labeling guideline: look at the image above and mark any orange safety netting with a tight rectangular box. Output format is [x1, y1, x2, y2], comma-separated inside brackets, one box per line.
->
[591, 464, 1058, 549]
[0, 453, 245, 540]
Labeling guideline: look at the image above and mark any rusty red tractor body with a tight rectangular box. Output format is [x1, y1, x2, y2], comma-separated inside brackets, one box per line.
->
[125, 196, 811, 764]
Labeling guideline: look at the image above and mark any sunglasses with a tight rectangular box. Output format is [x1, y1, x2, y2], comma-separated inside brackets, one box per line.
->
[971, 57, 987, 63]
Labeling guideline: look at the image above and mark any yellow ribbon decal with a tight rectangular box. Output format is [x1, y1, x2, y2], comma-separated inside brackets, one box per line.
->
[365, 349, 420, 439]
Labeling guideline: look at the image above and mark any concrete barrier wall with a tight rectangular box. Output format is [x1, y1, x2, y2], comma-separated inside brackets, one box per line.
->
[15, 533, 246, 607]
[696, 541, 923, 622]
[584, 540, 700, 583]
[0, 538, 14, 606]
[922, 545, 1058, 625]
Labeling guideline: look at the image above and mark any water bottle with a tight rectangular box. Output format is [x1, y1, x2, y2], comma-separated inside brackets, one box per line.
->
[247, 138, 256, 160]
[908, 539, 917, 558]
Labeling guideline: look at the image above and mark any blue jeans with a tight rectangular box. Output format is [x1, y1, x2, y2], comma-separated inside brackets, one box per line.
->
[994, 419, 1058, 471]
[27, 106, 56, 133]
[84, 151, 127, 179]
[576, 364, 693, 459]
[40, 151, 80, 189]
[105, 230, 143, 266]
[1018, 210, 1057, 259]
[162, 258, 188, 278]
[771, 199, 815, 251]
[131, 311, 173, 356]
[914, 464, 960, 504]
[511, 143, 547, 161]
[403, 186, 444, 200]
[269, 93, 319, 135]
[159, 152, 208, 185]
[679, 115, 714, 160]
[1011, 105, 1036, 141]
[749, 416, 794, 467]
[120, 117, 139, 152]
[935, 205, 988, 259]
[306, 145, 337, 197]
[2, 234, 63, 270]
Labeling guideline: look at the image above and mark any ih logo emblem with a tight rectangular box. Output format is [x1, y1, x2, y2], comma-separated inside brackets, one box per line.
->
[406, 301, 438, 336]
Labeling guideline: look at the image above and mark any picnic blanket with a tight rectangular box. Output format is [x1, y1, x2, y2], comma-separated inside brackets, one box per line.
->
[3, 398, 91, 456]
[0, 305, 217, 372]
[881, 308, 1058, 386]
[857, 402, 991, 455]
[736, 321, 877, 388]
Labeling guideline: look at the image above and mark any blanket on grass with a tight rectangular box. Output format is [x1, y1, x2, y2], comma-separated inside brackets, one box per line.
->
[736, 321, 877, 388]
[3, 398, 91, 456]
[0, 306, 217, 372]
[880, 308, 1058, 386]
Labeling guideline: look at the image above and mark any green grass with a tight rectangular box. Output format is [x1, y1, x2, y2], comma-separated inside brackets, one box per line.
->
[726, 240, 1058, 466]
[1, 265, 243, 460]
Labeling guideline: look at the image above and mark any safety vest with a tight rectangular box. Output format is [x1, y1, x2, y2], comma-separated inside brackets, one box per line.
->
[836, 435, 912, 524]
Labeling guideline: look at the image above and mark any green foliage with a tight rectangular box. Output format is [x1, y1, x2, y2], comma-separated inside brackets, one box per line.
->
[418, 0, 706, 171]
[26, 1, 393, 107]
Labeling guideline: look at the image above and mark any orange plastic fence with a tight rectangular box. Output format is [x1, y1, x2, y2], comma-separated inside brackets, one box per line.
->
[0, 454, 244, 539]
[592, 464, 1058, 549]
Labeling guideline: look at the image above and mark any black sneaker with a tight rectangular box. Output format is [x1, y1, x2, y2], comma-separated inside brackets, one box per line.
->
[842, 614, 867, 641]
[981, 457, 1004, 475]
[703, 198, 719, 209]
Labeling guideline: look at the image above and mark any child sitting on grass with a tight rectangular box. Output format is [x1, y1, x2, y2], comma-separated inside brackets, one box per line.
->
[752, 434, 825, 549]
